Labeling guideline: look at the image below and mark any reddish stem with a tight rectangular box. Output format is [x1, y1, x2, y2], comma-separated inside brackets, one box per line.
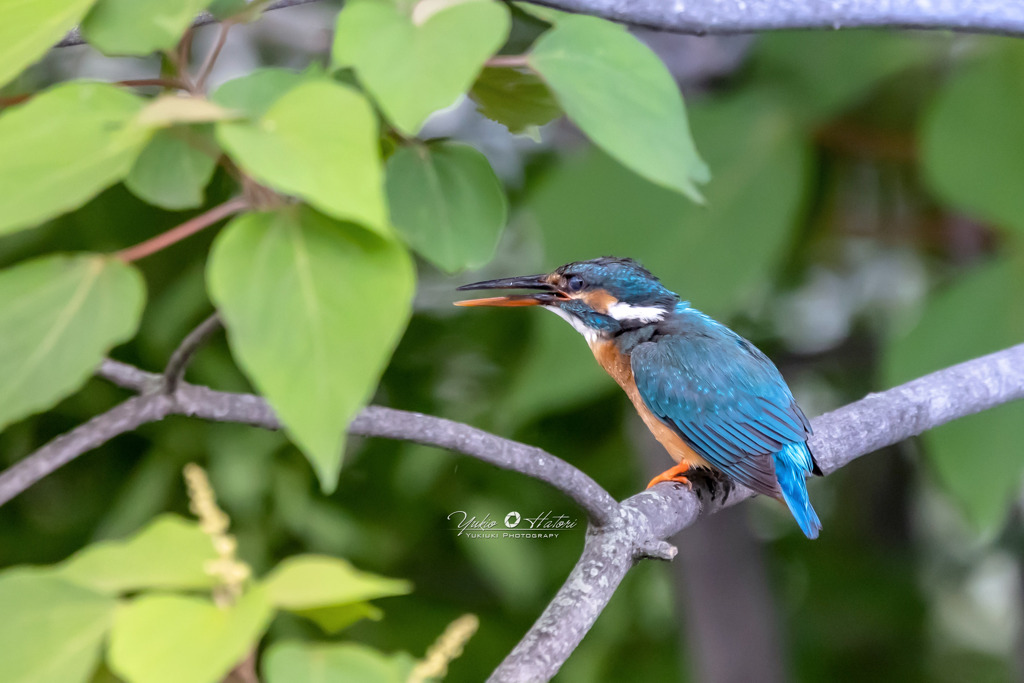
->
[195, 23, 233, 92]
[116, 197, 249, 263]
[0, 78, 185, 108]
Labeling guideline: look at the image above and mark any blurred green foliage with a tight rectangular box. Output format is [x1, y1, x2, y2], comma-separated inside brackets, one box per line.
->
[1, 1, 1023, 681]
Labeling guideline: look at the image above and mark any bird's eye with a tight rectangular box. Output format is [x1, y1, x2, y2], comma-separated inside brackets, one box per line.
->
[566, 275, 585, 292]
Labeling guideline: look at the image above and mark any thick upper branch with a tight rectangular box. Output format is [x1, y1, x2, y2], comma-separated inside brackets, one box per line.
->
[531, 0, 1024, 37]
[54, 0, 1024, 48]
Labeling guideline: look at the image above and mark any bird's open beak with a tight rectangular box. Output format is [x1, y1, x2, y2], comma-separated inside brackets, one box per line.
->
[454, 274, 568, 307]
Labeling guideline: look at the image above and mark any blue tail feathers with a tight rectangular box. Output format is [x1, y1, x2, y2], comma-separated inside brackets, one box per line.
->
[774, 442, 822, 539]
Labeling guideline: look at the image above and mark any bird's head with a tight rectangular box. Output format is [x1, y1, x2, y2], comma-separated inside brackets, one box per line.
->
[455, 257, 679, 342]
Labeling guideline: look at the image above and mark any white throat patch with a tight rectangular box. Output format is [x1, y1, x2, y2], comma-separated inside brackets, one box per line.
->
[606, 301, 666, 323]
[543, 306, 599, 344]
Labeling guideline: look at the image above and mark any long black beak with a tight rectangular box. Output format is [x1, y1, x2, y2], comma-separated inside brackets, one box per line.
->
[455, 274, 567, 307]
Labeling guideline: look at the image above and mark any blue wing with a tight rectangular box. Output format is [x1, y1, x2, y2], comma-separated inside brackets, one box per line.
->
[630, 332, 812, 499]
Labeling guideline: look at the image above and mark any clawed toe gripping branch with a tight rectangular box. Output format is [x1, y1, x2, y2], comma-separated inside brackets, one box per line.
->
[1, 311, 1022, 682]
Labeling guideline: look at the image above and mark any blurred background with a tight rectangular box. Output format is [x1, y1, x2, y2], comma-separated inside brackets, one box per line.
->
[2, 3, 1024, 681]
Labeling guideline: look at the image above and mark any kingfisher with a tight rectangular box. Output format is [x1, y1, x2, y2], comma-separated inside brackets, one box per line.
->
[455, 257, 822, 538]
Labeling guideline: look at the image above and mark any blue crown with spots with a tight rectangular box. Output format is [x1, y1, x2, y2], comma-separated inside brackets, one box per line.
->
[556, 257, 679, 307]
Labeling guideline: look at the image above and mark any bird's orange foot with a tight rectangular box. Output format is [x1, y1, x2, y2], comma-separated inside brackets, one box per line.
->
[646, 462, 692, 490]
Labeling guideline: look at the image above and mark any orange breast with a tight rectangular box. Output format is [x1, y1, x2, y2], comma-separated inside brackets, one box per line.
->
[591, 340, 710, 469]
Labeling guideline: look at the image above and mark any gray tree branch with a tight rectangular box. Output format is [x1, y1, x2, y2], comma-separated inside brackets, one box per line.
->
[488, 342, 1024, 682]
[530, 0, 1024, 37]
[1, 359, 619, 523]
[1, 343, 1022, 679]
[55, 0, 1024, 48]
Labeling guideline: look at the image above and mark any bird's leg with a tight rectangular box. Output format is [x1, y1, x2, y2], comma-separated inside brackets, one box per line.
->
[646, 461, 693, 490]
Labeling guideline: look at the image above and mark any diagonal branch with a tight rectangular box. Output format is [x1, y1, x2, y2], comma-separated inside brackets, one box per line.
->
[488, 342, 1024, 681]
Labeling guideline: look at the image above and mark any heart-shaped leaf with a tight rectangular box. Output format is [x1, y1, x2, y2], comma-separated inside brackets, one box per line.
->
[217, 80, 388, 234]
[0, 571, 117, 683]
[0, 254, 146, 433]
[81, 0, 213, 55]
[332, 0, 510, 135]
[207, 207, 414, 490]
[529, 15, 709, 203]
[0, 82, 150, 235]
[0, 0, 97, 89]
[108, 588, 274, 683]
[386, 141, 507, 272]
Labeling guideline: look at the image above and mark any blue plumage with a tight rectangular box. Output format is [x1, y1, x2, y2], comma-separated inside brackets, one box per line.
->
[456, 257, 823, 538]
[629, 305, 821, 538]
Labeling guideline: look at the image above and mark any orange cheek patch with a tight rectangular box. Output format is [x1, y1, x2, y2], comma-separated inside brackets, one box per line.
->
[578, 288, 618, 314]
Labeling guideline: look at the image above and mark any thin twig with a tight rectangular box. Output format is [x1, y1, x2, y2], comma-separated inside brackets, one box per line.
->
[118, 77, 187, 90]
[115, 197, 248, 263]
[195, 22, 233, 92]
[163, 313, 223, 393]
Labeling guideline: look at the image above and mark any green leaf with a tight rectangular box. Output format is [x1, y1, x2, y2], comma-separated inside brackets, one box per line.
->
[262, 554, 409, 631]
[332, 0, 511, 135]
[0, 0, 97, 89]
[0, 82, 150, 235]
[506, 88, 807, 422]
[210, 68, 309, 119]
[263, 641, 416, 683]
[81, 0, 212, 55]
[0, 571, 116, 683]
[386, 142, 507, 272]
[55, 514, 218, 594]
[108, 588, 274, 683]
[469, 67, 561, 134]
[217, 80, 388, 234]
[884, 257, 1024, 530]
[0, 254, 146, 433]
[126, 128, 218, 210]
[528, 15, 709, 203]
[207, 207, 414, 490]
[754, 31, 942, 124]
[921, 44, 1024, 233]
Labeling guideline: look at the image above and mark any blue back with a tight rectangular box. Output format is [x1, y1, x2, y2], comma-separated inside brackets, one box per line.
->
[629, 305, 821, 538]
